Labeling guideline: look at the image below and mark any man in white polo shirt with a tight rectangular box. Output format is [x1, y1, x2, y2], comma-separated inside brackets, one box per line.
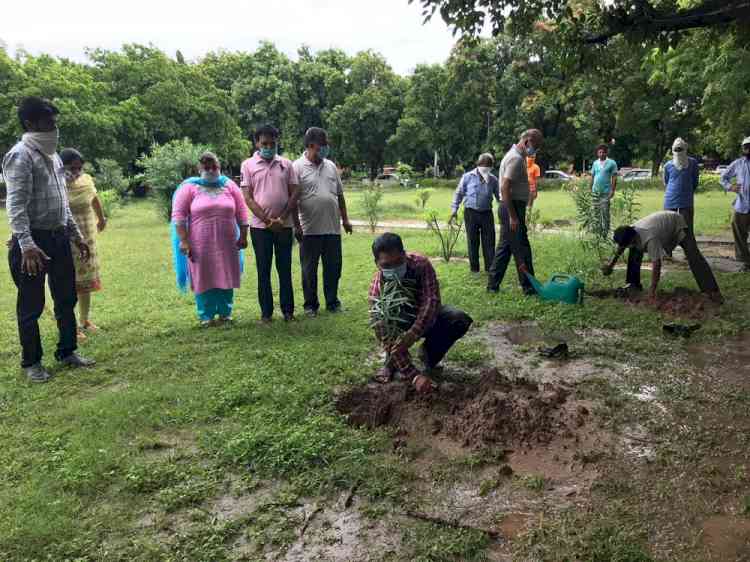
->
[293, 127, 353, 316]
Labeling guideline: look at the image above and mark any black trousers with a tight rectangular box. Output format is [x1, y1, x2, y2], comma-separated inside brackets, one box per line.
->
[421, 306, 473, 368]
[487, 200, 535, 291]
[626, 231, 719, 293]
[250, 227, 294, 318]
[300, 234, 342, 311]
[464, 208, 496, 272]
[8, 230, 78, 367]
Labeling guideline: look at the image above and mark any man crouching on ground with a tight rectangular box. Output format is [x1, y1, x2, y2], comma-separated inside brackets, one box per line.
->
[602, 210, 722, 303]
[369, 232, 473, 394]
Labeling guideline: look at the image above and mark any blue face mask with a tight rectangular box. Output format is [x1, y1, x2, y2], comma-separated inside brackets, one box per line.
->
[526, 143, 537, 157]
[318, 145, 331, 160]
[260, 146, 276, 160]
[382, 262, 407, 281]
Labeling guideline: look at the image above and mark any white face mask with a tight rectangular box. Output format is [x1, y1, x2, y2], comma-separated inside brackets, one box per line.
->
[477, 166, 491, 179]
[201, 170, 220, 184]
[22, 129, 59, 157]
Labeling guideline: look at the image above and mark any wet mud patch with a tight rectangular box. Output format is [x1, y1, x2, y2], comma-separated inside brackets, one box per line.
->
[686, 332, 750, 388]
[587, 287, 720, 320]
[336, 368, 609, 553]
[477, 322, 624, 385]
[700, 514, 750, 561]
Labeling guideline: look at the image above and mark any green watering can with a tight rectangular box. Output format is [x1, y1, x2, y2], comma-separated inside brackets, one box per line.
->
[524, 272, 585, 305]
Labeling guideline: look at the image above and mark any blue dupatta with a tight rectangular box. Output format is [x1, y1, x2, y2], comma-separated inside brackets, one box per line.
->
[170, 176, 245, 293]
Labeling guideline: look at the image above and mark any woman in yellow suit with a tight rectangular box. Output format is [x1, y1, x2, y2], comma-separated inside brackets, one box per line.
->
[60, 149, 107, 340]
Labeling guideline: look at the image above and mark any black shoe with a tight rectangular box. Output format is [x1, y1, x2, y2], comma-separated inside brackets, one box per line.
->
[24, 363, 53, 383]
[523, 287, 537, 296]
[59, 352, 96, 368]
[326, 304, 343, 313]
[538, 343, 569, 359]
[304, 308, 318, 318]
[487, 286, 500, 294]
[283, 313, 295, 322]
[663, 323, 701, 338]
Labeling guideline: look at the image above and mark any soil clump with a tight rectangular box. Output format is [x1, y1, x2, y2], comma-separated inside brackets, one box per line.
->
[587, 286, 718, 319]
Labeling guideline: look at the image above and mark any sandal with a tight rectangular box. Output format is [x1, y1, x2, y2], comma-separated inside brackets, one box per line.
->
[82, 321, 100, 332]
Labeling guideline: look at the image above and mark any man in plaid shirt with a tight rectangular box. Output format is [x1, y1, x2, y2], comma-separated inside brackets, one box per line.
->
[369, 233, 472, 393]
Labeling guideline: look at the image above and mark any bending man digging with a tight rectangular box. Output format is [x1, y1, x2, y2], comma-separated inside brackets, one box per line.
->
[369, 233, 473, 394]
[602, 211, 722, 303]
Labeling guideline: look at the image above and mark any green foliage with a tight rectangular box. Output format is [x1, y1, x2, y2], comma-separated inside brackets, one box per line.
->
[414, 187, 435, 210]
[94, 158, 129, 195]
[697, 174, 724, 193]
[97, 190, 120, 219]
[369, 277, 417, 345]
[396, 161, 414, 179]
[361, 184, 384, 233]
[425, 209, 463, 262]
[137, 138, 211, 222]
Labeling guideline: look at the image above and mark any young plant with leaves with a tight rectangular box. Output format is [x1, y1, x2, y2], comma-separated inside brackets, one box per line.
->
[426, 209, 463, 262]
[361, 185, 384, 233]
[369, 276, 417, 361]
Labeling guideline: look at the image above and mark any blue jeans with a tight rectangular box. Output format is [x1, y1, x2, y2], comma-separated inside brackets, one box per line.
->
[195, 289, 234, 321]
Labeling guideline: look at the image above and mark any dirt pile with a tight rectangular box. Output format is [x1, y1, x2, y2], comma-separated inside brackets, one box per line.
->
[335, 368, 589, 450]
[587, 287, 718, 319]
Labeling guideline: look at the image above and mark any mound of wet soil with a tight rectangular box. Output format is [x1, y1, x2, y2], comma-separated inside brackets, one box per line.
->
[587, 287, 718, 319]
[335, 368, 589, 450]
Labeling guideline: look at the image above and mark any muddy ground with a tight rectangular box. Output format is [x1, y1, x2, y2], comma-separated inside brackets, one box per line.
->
[133, 320, 750, 561]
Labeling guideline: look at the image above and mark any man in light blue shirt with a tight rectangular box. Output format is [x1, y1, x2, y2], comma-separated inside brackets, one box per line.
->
[589, 144, 618, 235]
[450, 153, 500, 273]
[720, 136, 750, 270]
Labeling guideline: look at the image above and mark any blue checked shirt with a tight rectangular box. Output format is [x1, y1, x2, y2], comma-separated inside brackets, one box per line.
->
[451, 168, 500, 213]
[721, 157, 750, 214]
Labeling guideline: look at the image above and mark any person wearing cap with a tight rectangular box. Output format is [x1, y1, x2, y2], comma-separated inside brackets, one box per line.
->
[720, 137, 750, 271]
[602, 211, 721, 302]
[663, 138, 699, 236]
[449, 153, 499, 273]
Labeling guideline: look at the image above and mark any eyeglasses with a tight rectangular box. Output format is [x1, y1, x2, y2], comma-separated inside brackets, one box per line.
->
[673, 147, 684, 152]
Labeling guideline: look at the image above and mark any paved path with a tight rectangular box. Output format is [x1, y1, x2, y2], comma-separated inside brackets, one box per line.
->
[349, 219, 734, 246]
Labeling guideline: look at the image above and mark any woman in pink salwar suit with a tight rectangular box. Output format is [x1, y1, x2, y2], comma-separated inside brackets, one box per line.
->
[171, 152, 250, 326]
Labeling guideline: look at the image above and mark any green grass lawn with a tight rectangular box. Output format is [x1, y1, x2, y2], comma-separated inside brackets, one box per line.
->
[1, 199, 749, 560]
[345, 185, 735, 237]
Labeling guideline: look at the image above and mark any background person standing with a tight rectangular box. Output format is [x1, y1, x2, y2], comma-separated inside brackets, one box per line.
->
[590, 144, 618, 235]
[449, 153, 499, 274]
[663, 137, 699, 260]
[720, 136, 750, 271]
[487, 129, 544, 295]
[293, 127, 352, 316]
[60, 148, 107, 340]
[526, 154, 541, 209]
[3, 97, 95, 383]
[241, 124, 300, 322]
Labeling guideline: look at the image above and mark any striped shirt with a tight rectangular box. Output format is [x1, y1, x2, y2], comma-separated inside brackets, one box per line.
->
[3, 141, 83, 251]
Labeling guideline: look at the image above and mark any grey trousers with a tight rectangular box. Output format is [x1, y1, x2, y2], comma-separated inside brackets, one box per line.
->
[626, 230, 719, 293]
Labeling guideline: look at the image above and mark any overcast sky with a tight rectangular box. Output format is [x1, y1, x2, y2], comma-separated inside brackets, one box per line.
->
[0, 0, 477, 75]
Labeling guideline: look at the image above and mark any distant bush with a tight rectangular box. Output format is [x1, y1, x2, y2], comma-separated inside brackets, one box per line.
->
[138, 138, 212, 222]
[95, 158, 130, 196]
[98, 190, 121, 218]
[418, 178, 456, 189]
[697, 174, 723, 193]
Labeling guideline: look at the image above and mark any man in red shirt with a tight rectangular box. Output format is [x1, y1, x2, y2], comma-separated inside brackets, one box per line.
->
[368, 233, 473, 393]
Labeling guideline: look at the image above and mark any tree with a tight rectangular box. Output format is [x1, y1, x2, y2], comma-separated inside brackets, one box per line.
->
[410, 0, 750, 45]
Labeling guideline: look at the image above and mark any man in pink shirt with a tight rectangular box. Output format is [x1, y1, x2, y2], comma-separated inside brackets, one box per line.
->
[241, 124, 300, 322]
